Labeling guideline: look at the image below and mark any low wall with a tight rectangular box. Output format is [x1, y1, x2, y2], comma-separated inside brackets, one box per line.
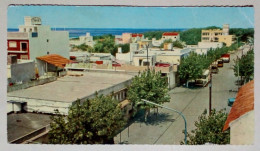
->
[7, 96, 71, 115]
[7, 77, 57, 92]
[10, 125, 50, 144]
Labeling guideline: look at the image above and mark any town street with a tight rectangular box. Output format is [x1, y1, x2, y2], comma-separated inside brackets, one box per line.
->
[114, 46, 249, 144]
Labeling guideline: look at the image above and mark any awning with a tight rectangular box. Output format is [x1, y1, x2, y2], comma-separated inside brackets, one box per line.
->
[37, 54, 72, 68]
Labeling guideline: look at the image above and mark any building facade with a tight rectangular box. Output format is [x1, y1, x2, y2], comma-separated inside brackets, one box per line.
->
[201, 24, 235, 46]
[162, 32, 180, 42]
[7, 16, 70, 60]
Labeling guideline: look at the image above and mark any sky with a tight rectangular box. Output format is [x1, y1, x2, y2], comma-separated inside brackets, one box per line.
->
[7, 6, 254, 29]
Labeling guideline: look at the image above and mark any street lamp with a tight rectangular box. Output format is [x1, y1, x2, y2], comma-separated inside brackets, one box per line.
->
[146, 44, 149, 70]
[141, 99, 187, 145]
[209, 72, 212, 116]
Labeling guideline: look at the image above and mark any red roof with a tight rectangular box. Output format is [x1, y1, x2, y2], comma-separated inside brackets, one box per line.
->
[223, 80, 254, 131]
[37, 54, 72, 68]
[162, 32, 179, 36]
[132, 34, 143, 38]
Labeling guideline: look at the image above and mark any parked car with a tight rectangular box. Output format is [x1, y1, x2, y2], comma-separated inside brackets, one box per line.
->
[217, 59, 224, 67]
[228, 98, 236, 107]
[211, 64, 219, 74]
[221, 54, 230, 63]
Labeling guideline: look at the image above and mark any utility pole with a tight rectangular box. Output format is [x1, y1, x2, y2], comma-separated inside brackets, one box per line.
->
[209, 72, 212, 116]
[146, 44, 149, 70]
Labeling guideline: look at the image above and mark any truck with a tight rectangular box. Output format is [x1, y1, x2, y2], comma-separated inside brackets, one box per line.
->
[221, 54, 230, 63]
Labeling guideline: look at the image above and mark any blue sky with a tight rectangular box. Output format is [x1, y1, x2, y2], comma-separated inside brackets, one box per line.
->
[7, 6, 254, 29]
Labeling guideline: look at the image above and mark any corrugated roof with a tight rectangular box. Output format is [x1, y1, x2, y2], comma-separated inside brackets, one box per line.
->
[36, 54, 72, 68]
[223, 80, 254, 131]
[163, 32, 179, 36]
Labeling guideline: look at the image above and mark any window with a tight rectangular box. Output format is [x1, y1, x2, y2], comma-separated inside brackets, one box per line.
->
[23, 28, 26, 32]
[32, 32, 38, 37]
[143, 61, 150, 66]
[29, 28, 32, 32]
[9, 41, 17, 48]
[21, 55, 28, 60]
[21, 43, 28, 51]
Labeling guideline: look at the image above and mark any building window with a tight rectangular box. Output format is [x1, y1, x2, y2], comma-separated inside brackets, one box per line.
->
[21, 42, 28, 51]
[32, 32, 38, 37]
[24, 28, 26, 32]
[21, 55, 28, 60]
[29, 28, 32, 32]
[9, 41, 17, 48]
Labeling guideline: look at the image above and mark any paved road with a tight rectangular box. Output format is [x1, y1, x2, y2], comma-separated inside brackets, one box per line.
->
[114, 46, 250, 144]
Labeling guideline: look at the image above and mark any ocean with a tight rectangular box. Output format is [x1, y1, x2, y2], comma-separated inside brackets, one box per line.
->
[7, 28, 187, 38]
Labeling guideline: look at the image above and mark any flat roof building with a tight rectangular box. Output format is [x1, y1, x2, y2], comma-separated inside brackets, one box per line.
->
[7, 72, 134, 114]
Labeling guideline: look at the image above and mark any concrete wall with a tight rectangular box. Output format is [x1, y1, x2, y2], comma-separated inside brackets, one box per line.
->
[10, 61, 35, 84]
[156, 55, 181, 65]
[8, 76, 57, 92]
[230, 111, 254, 145]
[194, 48, 210, 55]
[198, 42, 223, 49]
[116, 52, 132, 64]
[132, 55, 156, 66]
[7, 96, 72, 115]
[218, 35, 235, 46]
[7, 102, 22, 113]
[29, 26, 69, 60]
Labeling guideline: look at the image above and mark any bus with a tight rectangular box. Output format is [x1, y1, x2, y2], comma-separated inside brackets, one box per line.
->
[195, 69, 210, 87]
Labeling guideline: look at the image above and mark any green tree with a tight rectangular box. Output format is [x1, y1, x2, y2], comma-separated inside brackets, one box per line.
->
[233, 49, 254, 84]
[116, 43, 130, 53]
[180, 28, 202, 45]
[181, 109, 230, 145]
[143, 31, 165, 40]
[127, 70, 170, 121]
[48, 95, 126, 144]
[229, 28, 254, 42]
[72, 44, 94, 52]
[172, 40, 184, 48]
[178, 52, 204, 86]
[94, 37, 118, 56]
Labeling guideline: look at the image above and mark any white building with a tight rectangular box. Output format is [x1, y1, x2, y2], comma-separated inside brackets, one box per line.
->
[69, 32, 95, 47]
[7, 16, 70, 60]
[198, 42, 223, 49]
[161, 32, 180, 42]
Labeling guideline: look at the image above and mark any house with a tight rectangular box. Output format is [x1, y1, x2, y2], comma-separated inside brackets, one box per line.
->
[7, 16, 70, 60]
[218, 35, 236, 46]
[223, 80, 254, 145]
[7, 72, 134, 115]
[156, 48, 192, 65]
[69, 32, 95, 47]
[161, 32, 180, 42]
[36, 54, 72, 77]
[122, 33, 132, 44]
[201, 24, 236, 46]
[114, 35, 123, 45]
[131, 33, 144, 43]
[7, 58, 36, 85]
[198, 42, 223, 49]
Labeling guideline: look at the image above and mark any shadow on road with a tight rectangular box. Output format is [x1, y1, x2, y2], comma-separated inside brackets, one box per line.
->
[134, 111, 174, 126]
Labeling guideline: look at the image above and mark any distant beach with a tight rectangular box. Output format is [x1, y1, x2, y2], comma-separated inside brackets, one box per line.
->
[8, 28, 188, 38]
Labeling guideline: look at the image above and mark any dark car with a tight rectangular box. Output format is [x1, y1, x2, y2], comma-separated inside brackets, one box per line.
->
[228, 98, 236, 107]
